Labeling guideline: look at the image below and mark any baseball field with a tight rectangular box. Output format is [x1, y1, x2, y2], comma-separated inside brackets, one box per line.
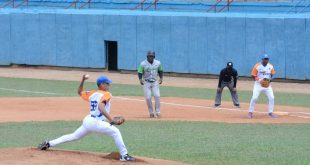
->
[0, 67, 309, 165]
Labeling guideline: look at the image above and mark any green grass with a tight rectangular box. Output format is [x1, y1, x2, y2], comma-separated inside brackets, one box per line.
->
[0, 121, 309, 165]
[0, 77, 309, 107]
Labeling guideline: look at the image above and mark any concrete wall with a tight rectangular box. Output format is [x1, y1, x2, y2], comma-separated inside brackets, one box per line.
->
[0, 9, 309, 80]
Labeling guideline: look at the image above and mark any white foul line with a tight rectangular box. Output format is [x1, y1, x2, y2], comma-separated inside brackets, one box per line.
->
[113, 96, 310, 119]
[287, 115, 310, 119]
[0, 87, 309, 119]
[114, 96, 243, 112]
[290, 112, 310, 115]
[0, 87, 62, 95]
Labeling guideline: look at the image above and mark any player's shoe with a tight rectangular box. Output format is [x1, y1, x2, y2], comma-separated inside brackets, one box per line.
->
[248, 112, 253, 119]
[120, 154, 135, 161]
[38, 141, 50, 150]
[150, 113, 155, 118]
[214, 104, 221, 108]
[156, 113, 161, 118]
[268, 113, 278, 118]
[234, 104, 240, 108]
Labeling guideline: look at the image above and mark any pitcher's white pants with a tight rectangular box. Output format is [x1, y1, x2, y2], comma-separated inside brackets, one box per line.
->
[49, 115, 128, 156]
[249, 82, 274, 113]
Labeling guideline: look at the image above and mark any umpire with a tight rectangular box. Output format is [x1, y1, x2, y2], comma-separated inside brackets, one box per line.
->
[214, 62, 240, 108]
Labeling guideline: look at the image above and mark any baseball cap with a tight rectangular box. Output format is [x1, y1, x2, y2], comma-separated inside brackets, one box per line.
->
[96, 76, 112, 86]
[261, 54, 269, 59]
[227, 62, 233, 68]
[147, 51, 155, 57]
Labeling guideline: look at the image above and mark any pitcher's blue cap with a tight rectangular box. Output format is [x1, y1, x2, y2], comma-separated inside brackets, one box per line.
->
[261, 54, 269, 59]
[96, 76, 112, 86]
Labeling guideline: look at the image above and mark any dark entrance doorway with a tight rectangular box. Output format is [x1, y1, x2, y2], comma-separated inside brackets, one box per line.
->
[105, 41, 118, 71]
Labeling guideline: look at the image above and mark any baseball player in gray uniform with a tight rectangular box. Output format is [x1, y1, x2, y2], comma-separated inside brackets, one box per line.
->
[138, 51, 163, 118]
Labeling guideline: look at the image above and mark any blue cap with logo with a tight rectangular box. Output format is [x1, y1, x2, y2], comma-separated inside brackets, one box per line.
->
[261, 54, 269, 59]
[96, 76, 112, 86]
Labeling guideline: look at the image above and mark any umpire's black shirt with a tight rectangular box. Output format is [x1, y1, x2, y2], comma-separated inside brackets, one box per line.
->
[218, 68, 238, 88]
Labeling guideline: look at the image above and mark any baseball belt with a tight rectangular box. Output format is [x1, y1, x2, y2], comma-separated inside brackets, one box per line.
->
[91, 113, 103, 118]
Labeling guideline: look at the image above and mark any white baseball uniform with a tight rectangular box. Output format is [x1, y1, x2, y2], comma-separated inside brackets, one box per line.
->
[249, 62, 276, 113]
[49, 90, 128, 156]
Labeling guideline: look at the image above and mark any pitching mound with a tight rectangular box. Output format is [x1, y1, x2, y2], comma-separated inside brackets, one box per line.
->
[0, 148, 189, 165]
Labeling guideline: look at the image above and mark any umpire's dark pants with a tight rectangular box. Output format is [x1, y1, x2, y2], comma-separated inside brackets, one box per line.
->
[215, 81, 239, 106]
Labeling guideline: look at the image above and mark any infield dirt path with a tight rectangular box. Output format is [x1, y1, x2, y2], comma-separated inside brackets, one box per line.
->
[0, 97, 309, 123]
[0, 67, 309, 123]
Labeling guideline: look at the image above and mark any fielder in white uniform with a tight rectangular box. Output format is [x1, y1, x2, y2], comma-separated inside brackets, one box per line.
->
[248, 54, 276, 118]
[38, 75, 135, 161]
[138, 51, 163, 118]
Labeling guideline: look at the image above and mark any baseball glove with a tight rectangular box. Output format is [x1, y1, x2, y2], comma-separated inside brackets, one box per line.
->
[260, 79, 270, 88]
[110, 116, 125, 125]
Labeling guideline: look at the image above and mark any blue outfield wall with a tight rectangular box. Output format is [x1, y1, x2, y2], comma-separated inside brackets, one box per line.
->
[0, 9, 309, 80]
[307, 18, 310, 80]
[0, 13, 10, 65]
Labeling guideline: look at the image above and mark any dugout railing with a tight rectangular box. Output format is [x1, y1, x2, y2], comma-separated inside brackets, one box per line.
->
[0, 0, 28, 8]
[65, 0, 92, 9]
[207, 0, 234, 12]
[0, 0, 309, 13]
[131, 0, 159, 10]
[287, 0, 310, 13]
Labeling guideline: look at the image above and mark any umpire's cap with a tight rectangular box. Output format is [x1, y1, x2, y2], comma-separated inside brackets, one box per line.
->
[97, 76, 112, 86]
[227, 62, 233, 68]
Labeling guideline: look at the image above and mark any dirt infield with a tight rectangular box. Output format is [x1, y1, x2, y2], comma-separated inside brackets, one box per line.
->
[0, 97, 309, 123]
[1, 67, 308, 123]
[0, 148, 189, 165]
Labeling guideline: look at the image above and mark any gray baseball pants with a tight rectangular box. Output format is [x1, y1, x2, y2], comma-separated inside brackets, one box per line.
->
[215, 81, 239, 106]
[143, 80, 160, 115]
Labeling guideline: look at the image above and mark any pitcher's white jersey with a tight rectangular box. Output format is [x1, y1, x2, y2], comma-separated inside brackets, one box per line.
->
[81, 90, 112, 121]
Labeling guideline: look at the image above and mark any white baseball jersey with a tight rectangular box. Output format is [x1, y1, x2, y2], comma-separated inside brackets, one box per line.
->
[81, 90, 112, 121]
[251, 62, 275, 80]
[249, 62, 276, 113]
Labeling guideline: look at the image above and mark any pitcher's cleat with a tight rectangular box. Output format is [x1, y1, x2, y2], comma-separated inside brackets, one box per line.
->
[38, 141, 50, 150]
[120, 154, 135, 161]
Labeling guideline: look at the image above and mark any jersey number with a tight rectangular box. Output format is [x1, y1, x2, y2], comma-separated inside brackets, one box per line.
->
[90, 101, 98, 111]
